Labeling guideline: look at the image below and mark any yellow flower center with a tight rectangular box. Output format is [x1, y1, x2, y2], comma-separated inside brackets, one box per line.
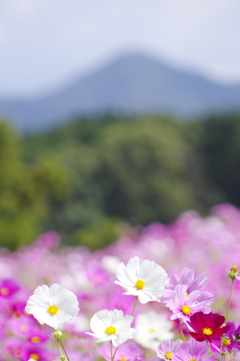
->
[31, 336, 41, 343]
[186, 292, 189, 297]
[165, 352, 172, 360]
[30, 353, 40, 360]
[135, 279, 145, 290]
[20, 326, 28, 333]
[222, 339, 231, 347]
[12, 311, 21, 317]
[189, 359, 197, 361]
[181, 305, 191, 315]
[48, 305, 58, 315]
[149, 328, 156, 333]
[0, 287, 9, 295]
[202, 327, 213, 335]
[120, 357, 127, 361]
[105, 326, 116, 335]
[231, 266, 238, 272]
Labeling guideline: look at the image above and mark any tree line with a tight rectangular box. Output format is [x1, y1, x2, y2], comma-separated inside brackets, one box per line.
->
[0, 112, 239, 249]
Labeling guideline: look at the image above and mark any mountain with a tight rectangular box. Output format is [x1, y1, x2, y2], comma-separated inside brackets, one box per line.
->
[1, 53, 240, 132]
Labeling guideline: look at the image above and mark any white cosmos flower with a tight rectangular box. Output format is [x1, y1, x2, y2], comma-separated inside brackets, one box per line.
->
[25, 283, 79, 330]
[115, 257, 168, 304]
[135, 311, 174, 350]
[87, 309, 136, 347]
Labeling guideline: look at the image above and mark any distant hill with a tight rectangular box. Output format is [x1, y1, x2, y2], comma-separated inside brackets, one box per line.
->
[1, 53, 240, 132]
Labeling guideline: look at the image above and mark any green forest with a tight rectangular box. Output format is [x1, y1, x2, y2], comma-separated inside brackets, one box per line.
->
[1, 113, 240, 250]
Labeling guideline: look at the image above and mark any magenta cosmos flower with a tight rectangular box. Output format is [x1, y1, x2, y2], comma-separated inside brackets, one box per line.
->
[211, 321, 240, 353]
[0, 279, 19, 298]
[188, 312, 231, 343]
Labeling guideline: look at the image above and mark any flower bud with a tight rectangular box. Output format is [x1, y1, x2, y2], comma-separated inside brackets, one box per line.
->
[53, 330, 63, 339]
[58, 357, 66, 361]
[233, 332, 240, 341]
[222, 337, 231, 347]
[228, 266, 239, 280]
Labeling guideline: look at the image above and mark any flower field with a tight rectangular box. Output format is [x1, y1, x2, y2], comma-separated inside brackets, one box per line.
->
[1, 203, 240, 361]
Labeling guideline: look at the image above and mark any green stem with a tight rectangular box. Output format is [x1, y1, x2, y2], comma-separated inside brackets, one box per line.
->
[59, 338, 71, 361]
[110, 296, 137, 361]
[131, 296, 138, 316]
[226, 279, 234, 322]
[112, 346, 118, 361]
[179, 322, 186, 341]
[57, 339, 65, 359]
[207, 342, 220, 360]
[209, 342, 231, 361]
[110, 341, 113, 361]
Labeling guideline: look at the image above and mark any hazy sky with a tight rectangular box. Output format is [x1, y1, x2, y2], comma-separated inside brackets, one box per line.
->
[0, 0, 240, 98]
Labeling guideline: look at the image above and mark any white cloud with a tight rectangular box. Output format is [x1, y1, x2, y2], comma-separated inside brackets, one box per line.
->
[0, 0, 40, 20]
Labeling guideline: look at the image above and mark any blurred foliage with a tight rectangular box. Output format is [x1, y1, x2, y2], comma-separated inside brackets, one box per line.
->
[0, 122, 69, 249]
[73, 217, 120, 250]
[201, 112, 240, 205]
[0, 113, 240, 249]
[96, 118, 198, 223]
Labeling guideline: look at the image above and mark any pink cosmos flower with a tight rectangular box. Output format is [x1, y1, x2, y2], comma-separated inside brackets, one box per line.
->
[0, 314, 7, 340]
[115, 341, 143, 361]
[157, 339, 184, 361]
[27, 328, 48, 345]
[34, 231, 60, 251]
[6, 338, 24, 360]
[85, 267, 110, 286]
[188, 312, 231, 343]
[162, 268, 213, 306]
[8, 300, 30, 318]
[10, 317, 36, 338]
[108, 289, 135, 315]
[167, 285, 212, 323]
[100, 340, 143, 361]
[22, 344, 53, 361]
[172, 338, 216, 361]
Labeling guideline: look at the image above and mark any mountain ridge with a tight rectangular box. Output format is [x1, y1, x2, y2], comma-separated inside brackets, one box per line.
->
[1, 53, 240, 132]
